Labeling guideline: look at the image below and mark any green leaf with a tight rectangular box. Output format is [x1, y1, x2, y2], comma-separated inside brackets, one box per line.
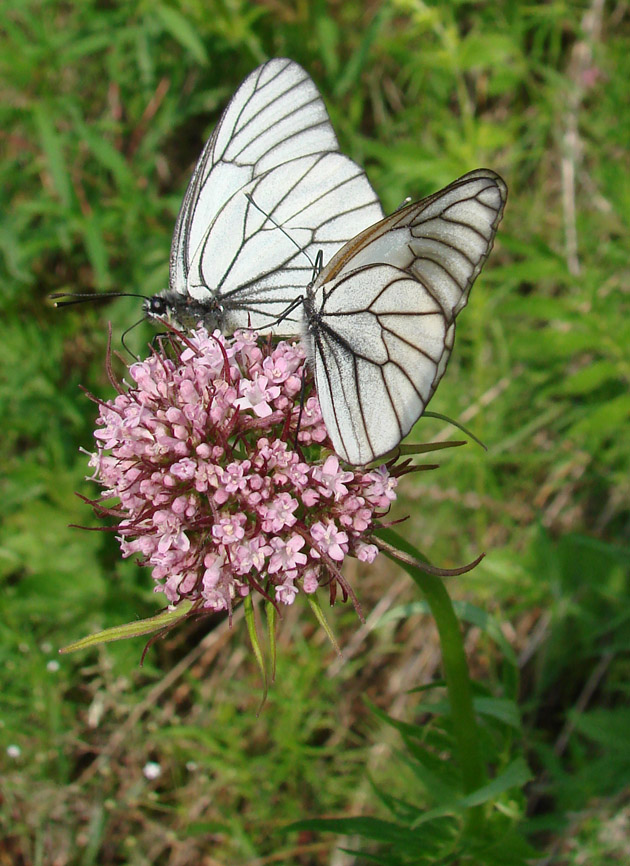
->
[422, 412, 487, 450]
[411, 758, 533, 827]
[265, 600, 277, 681]
[244, 595, 268, 704]
[474, 697, 522, 730]
[453, 602, 519, 667]
[75, 212, 110, 288]
[32, 103, 73, 208]
[559, 360, 622, 395]
[59, 600, 195, 653]
[397, 440, 467, 455]
[458, 33, 518, 70]
[333, 5, 390, 97]
[315, 15, 340, 79]
[67, 106, 134, 189]
[568, 393, 630, 440]
[155, 5, 209, 65]
[289, 815, 420, 845]
[307, 593, 341, 655]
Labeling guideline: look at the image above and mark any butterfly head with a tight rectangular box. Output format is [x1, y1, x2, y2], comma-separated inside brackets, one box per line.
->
[143, 294, 172, 320]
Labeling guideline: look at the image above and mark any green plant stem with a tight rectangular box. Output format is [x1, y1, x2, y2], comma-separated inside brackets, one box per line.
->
[375, 528, 486, 815]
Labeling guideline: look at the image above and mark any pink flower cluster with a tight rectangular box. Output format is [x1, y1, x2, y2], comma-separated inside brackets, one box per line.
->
[88, 329, 397, 612]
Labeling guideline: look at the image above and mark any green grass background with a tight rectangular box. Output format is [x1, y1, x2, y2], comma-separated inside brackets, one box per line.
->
[2, 0, 630, 863]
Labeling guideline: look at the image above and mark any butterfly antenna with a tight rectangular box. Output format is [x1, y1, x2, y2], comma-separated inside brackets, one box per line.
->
[394, 196, 413, 212]
[244, 193, 315, 269]
[120, 317, 146, 360]
[50, 291, 150, 308]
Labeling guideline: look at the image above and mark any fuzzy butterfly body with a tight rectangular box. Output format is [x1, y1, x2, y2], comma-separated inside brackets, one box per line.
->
[152, 58, 507, 465]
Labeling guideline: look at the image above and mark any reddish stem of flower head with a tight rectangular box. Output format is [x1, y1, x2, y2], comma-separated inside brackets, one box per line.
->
[104, 323, 125, 396]
[79, 386, 125, 416]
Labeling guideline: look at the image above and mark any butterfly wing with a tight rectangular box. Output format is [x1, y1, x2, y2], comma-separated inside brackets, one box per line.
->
[307, 169, 507, 464]
[169, 58, 383, 333]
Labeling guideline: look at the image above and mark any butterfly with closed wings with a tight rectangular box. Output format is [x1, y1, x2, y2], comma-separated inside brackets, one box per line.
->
[302, 169, 507, 464]
[146, 57, 383, 333]
[142, 59, 507, 465]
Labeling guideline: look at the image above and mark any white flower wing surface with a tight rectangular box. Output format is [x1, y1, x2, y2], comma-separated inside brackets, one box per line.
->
[169, 58, 383, 333]
[306, 169, 507, 465]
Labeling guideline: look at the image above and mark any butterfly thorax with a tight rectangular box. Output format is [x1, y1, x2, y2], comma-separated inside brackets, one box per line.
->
[144, 291, 225, 331]
[303, 283, 323, 332]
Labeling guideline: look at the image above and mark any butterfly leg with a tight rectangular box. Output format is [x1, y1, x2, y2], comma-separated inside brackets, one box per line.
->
[270, 295, 305, 328]
[293, 365, 309, 451]
[121, 317, 149, 360]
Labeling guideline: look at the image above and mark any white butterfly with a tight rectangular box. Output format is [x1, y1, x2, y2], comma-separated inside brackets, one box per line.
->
[301, 169, 507, 465]
[148, 58, 506, 467]
[147, 57, 383, 332]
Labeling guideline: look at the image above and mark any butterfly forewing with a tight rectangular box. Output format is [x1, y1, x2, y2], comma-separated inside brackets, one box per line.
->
[166, 58, 383, 334]
[170, 59, 336, 294]
[188, 151, 382, 330]
[307, 169, 507, 464]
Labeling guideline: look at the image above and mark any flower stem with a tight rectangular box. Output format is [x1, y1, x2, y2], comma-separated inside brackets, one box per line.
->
[375, 528, 486, 811]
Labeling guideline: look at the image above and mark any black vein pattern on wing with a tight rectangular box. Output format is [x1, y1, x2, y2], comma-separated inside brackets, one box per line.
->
[260, 158, 369, 227]
[315, 325, 373, 457]
[353, 350, 374, 454]
[413, 228, 477, 268]
[206, 155, 380, 304]
[229, 74, 313, 152]
[174, 60, 336, 292]
[412, 251, 464, 315]
[312, 268, 450, 458]
[170, 121, 222, 291]
[231, 96, 325, 163]
[323, 267, 443, 319]
[199, 154, 325, 298]
[409, 238, 475, 318]
[319, 307, 440, 391]
[396, 183, 505, 314]
[203, 76, 328, 181]
[204, 62, 315, 173]
[322, 266, 452, 354]
[308, 170, 506, 461]
[411, 199, 487, 253]
[224, 61, 314, 150]
[379, 364, 404, 432]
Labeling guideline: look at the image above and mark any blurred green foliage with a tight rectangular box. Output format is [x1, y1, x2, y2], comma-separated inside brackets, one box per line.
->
[2, 0, 630, 863]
